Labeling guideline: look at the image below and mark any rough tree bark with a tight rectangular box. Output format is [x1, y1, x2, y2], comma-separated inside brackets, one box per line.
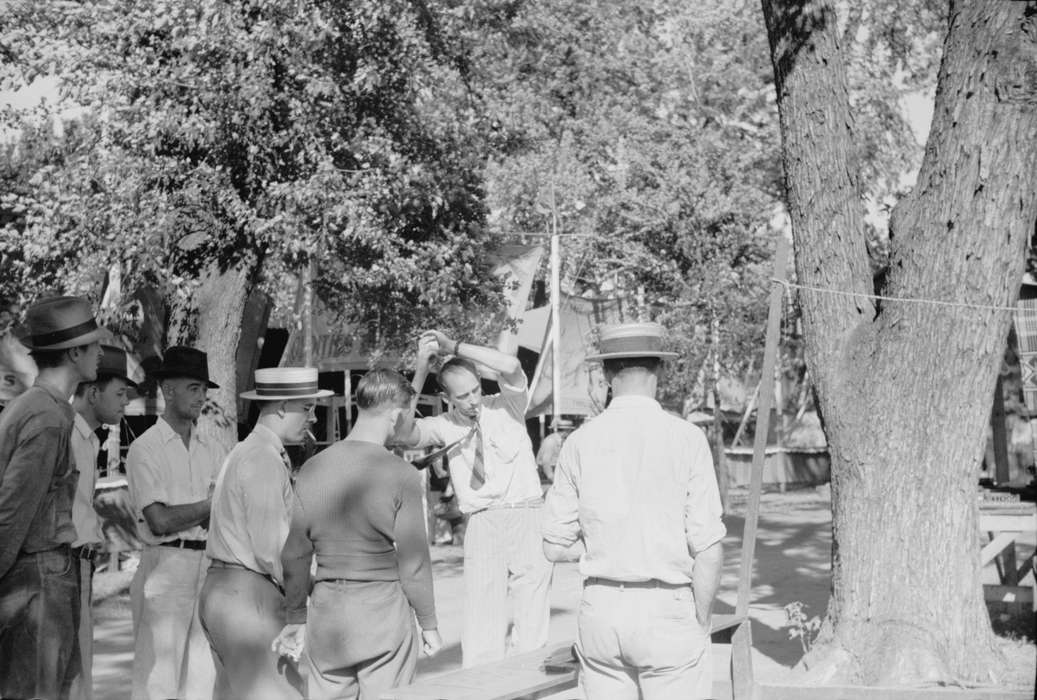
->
[760, 0, 1037, 686]
[168, 259, 255, 452]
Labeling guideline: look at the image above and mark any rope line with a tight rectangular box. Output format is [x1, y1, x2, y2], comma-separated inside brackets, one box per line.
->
[772, 278, 1028, 314]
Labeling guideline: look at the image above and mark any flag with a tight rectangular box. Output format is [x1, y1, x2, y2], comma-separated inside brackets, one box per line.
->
[491, 244, 545, 355]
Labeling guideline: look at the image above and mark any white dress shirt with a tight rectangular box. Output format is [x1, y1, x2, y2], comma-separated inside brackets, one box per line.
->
[542, 395, 727, 584]
[126, 417, 228, 545]
[415, 374, 542, 514]
[206, 424, 293, 583]
[70, 413, 103, 547]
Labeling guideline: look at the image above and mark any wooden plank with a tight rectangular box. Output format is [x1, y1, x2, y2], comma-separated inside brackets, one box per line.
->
[753, 683, 1033, 700]
[981, 532, 1019, 566]
[980, 512, 1037, 532]
[736, 235, 790, 619]
[730, 620, 754, 700]
[382, 644, 577, 700]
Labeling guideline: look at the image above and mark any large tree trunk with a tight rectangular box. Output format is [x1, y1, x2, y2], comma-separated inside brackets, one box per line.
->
[168, 261, 255, 452]
[761, 0, 1037, 686]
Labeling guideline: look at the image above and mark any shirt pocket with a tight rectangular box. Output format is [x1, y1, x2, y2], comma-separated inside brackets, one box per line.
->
[487, 424, 524, 463]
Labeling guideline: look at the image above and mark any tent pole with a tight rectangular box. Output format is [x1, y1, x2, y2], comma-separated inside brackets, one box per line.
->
[550, 202, 562, 426]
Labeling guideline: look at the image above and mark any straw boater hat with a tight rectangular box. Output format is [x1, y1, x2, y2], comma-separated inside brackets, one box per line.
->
[585, 321, 679, 362]
[239, 367, 334, 401]
[19, 296, 106, 350]
[97, 345, 138, 388]
[151, 346, 220, 389]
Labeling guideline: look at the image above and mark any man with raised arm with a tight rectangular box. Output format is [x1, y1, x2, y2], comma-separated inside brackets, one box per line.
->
[126, 347, 228, 700]
[273, 369, 441, 700]
[542, 322, 726, 700]
[405, 330, 553, 668]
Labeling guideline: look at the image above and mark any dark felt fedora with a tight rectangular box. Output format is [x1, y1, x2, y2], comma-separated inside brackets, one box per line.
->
[585, 322, 679, 362]
[97, 345, 138, 388]
[151, 346, 219, 389]
[20, 296, 106, 351]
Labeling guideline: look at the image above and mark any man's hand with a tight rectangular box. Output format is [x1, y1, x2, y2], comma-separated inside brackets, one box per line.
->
[421, 329, 456, 355]
[421, 628, 443, 657]
[271, 623, 306, 663]
[416, 333, 440, 364]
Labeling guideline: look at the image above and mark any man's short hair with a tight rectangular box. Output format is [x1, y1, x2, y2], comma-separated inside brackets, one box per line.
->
[438, 358, 479, 393]
[30, 348, 71, 370]
[356, 369, 416, 410]
[602, 356, 661, 376]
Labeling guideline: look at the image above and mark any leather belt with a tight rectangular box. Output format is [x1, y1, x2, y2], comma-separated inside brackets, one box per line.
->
[71, 544, 101, 562]
[584, 576, 690, 590]
[158, 539, 207, 551]
[209, 559, 284, 595]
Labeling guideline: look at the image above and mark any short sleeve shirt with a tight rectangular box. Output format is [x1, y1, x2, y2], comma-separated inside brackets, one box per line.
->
[126, 417, 228, 545]
[414, 374, 541, 514]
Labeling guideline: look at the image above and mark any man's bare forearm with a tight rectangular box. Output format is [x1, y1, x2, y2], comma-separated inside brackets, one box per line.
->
[691, 540, 723, 627]
[142, 500, 211, 537]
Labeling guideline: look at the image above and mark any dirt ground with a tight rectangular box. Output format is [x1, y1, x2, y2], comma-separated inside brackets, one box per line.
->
[89, 487, 1036, 699]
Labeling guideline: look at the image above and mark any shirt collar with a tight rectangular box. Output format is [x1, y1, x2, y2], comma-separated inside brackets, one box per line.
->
[607, 395, 662, 411]
[156, 416, 205, 444]
[251, 423, 284, 452]
[73, 412, 98, 441]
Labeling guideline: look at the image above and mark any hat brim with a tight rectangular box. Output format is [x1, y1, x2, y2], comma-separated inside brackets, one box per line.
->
[97, 372, 139, 389]
[151, 370, 220, 389]
[239, 389, 335, 401]
[19, 327, 107, 351]
[585, 350, 679, 362]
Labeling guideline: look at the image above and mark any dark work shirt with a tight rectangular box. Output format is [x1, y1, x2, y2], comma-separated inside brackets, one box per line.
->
[0, 383, 77, 579]
[282, 440, 437, 630]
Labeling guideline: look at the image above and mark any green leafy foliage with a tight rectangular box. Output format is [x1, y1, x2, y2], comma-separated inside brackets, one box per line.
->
[0, 0, 503, 349]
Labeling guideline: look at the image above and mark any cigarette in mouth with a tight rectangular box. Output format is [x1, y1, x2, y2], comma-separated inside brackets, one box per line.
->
[305, 430, 316, 442]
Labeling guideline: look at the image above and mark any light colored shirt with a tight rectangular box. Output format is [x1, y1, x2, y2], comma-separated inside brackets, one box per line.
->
[206, 424, 293, 583]
[70, 413, 103, 546]
[415, 375, 541, 514]
[542, 395, 726, 584]
[126, 417, 227, 545]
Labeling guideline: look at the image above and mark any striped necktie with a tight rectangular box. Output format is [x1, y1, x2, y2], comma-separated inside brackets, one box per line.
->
[469, 421, 486, 490]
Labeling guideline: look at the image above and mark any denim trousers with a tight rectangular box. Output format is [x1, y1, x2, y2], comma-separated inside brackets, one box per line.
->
[0, 546, 82, 700]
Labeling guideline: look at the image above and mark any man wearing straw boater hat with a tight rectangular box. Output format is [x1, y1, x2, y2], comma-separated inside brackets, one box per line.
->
[197, 367, 331, 699]
[70, 344, 137, 700]
[0, 296, 104, 700]
[126, 346, 229, 700]
[542, 321, 726, 700]
[273, 369, 442, 700]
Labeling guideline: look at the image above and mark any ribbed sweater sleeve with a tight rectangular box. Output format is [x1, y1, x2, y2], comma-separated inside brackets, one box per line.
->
[395, 468, 437, 630]
[281, 491, 313, 624]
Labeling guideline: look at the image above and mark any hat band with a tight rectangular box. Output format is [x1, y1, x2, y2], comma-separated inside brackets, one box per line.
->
[31, 319, 100, 347]
[598, 336, 666, 354]
[254, 380, 320, 397]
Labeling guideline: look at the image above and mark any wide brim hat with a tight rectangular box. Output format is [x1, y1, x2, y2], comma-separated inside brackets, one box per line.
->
[97, 345, 139, 388]
[19, 296, 106, 351]
[239, 367, 334, 401]
[151, 346, 219, 389]
[585, 321, 680, 362]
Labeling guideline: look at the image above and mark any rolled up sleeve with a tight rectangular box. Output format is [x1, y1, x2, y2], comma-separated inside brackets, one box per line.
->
[542, 440, 581, 547]
[684, 430, 726, 555]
